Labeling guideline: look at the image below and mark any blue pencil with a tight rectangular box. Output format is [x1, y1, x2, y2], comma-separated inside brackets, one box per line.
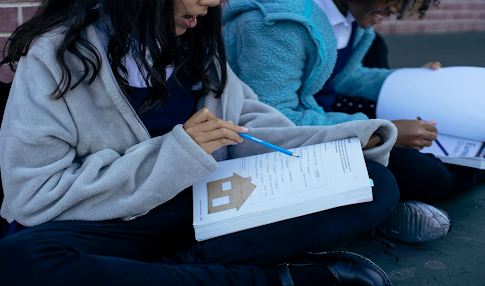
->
[238, 133, 300, 158]
[417, 117, 449, 156]
[434, 139, 449, 156]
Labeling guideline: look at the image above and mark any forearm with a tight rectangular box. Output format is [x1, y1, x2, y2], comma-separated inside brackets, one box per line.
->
[333, 65, 393, 101]
[0, 125, 218, 226]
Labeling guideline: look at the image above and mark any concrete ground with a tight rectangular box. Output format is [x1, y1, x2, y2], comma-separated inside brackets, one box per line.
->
[338, 32, 485, 286]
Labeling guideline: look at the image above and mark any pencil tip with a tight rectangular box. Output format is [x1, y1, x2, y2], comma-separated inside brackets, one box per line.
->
[293, 154, 300, 158]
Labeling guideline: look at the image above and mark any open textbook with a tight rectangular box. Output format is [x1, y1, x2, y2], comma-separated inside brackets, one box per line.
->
[420, 134, 485, 169]
[376, 66, 485, 169]
[192, 137, 373, 241]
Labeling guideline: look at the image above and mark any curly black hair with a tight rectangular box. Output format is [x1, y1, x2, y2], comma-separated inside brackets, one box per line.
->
[394, 0, 441, 19]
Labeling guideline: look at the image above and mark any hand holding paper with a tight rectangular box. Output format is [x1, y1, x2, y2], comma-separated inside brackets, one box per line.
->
[376, 66, 485, 169]
[377, 66, 485, 142]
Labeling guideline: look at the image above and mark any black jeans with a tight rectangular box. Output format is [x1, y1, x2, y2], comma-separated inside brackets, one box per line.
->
[0, 160, 398, 286]
[388, 147, 485, 202]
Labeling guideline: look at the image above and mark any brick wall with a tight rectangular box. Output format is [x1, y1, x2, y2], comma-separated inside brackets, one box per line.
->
[1, 0, 485, 80]
[0, 0, 39, 81]
[375, 0, 485, 34]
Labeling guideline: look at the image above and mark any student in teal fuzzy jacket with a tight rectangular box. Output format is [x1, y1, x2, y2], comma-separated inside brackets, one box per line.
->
[222, 0, 485, 245]
[223, 0, 392, 127]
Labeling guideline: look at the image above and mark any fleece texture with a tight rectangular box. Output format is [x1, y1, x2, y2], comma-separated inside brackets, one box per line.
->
[223, 0, 393, 126]
[0, 24, 397, 226]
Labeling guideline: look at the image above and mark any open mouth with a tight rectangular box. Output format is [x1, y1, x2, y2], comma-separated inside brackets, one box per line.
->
[372, 12, 385, 19]
[182, 14, 199, 29]
[183, 15, 198, 21]
[370, 11, 389, 25]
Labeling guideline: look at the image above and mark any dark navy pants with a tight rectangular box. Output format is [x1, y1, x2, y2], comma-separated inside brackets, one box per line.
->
[0, 160, 398, 286]
[388, 147, 485, 202]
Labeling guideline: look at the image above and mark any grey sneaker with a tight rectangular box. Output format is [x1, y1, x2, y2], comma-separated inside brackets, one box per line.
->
[375, 200, 452, 243]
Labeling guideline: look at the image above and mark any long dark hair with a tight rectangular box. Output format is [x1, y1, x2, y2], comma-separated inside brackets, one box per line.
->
[5, 0, 227, 111]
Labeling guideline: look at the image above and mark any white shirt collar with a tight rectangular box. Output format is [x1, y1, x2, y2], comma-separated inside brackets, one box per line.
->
[94, 23, 173, 88]
[313, 0, 355, 49]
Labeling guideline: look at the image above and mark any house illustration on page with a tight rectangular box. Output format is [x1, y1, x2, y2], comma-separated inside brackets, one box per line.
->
[207, 173, 256, 214]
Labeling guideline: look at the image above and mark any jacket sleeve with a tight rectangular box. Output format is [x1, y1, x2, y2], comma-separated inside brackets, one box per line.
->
[0, 51, 218, 226]
[332, 64, 393, 102]
[220, 66, 397, 167]
[223, 11, 368, 127]
[331, 29, 394, 101]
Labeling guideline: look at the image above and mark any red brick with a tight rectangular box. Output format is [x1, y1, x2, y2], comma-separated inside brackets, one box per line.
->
[426, 4, 442, 14]
[431, 21, 447, 32]
[441, 2, 464, 11]
[395, 22, 413, 33]
[473, 21, 485, 31]
[403, 13, 421, 21]
[380, 18, 392, 25]
[0, 7, 18, 33]
[423, 24, 435, 33]
[452, 11, 475, 20]
[409, 24, 420, 33]
[424, 10, 448, 20]
[0, 36, 7, 49]
[388, 23, 399, 33]
[374, 25, 389, 33]
[21, 6, 38, 23]
[416, 22, 427, 33]
[448, 21, 462, 32]
[469, 1, 485, 10]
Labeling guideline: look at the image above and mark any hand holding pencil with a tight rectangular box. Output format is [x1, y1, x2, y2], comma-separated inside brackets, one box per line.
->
[417, 117, 448, 155]
[183, 108, 299, 158]
[391, 118, 438, 150]
[183, 108, 247, 154]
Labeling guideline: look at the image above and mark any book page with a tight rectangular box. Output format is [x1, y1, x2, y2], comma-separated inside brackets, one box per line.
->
[193, 138, 370, 226]
[422, 134, 485, 158]
[376, 67, 485, 141]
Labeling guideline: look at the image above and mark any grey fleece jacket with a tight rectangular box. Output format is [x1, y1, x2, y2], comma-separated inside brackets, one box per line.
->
[0, 25, 397, 227]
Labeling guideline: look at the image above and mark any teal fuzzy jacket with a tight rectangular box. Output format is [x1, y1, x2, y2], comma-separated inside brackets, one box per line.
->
[223, 0, 393, 126]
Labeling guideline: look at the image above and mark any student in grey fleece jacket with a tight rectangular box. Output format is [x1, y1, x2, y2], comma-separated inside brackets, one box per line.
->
[0, 0, 399, 285]
[223, 0, 485, 245]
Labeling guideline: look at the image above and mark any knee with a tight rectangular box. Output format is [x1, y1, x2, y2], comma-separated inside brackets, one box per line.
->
[389, 147, 452, 189]
[365, 160, 399, 218]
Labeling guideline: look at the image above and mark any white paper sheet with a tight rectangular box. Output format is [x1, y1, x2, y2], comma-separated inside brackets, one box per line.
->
[376, 66, 485, 141]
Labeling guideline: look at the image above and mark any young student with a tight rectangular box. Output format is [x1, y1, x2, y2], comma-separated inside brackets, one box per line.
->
[0, 0, 402, 285]
[222, 0, 477, 244]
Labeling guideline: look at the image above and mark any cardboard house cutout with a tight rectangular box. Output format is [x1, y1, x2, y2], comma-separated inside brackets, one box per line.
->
[207, 173, 256, 214]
